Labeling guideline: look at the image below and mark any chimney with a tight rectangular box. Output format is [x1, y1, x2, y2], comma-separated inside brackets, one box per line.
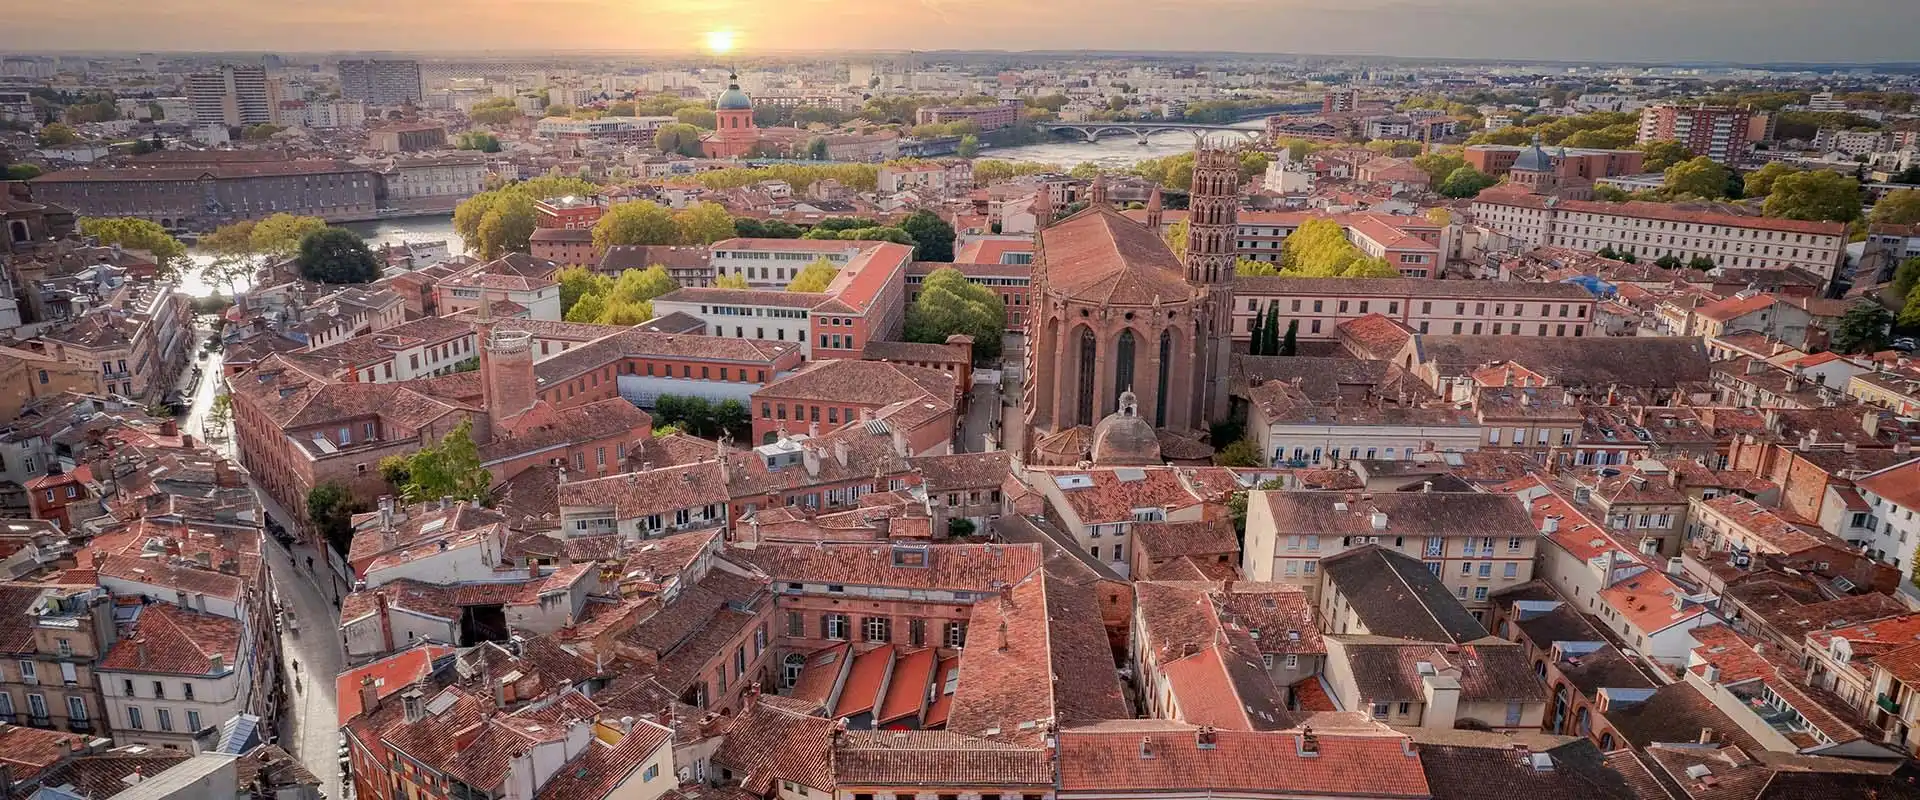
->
[359, 675, 379, 715]
[158, 419, 177, 437]
[1421, 481, 1433, 493]
[1864, 410, 1883, 438]
[808, 421, 820, 438]
[1542, 516, 1559, 535]
[891, 427, 910, 457]
[833, 438, 849, 467]
[1698, 727, 1715, 744]
[1195, 725, 1218, 749]
[1370, 511, 1389, 530]
[1420, 670, 1462, 731]
[378, 495, 394, 530]
[374, 590, 394, 652]
[802, 446, 821, 478]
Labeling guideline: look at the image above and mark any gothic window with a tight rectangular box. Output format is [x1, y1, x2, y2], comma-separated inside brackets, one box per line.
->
[1076, 328, 1097, 426]
[1156, 329, 1173, 427]
[1113, 330, 1136, 412]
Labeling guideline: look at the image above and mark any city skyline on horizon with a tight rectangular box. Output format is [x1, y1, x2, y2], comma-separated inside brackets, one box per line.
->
[6, 0, 1919, 65]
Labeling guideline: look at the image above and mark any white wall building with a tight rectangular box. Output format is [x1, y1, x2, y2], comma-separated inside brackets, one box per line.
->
[1854, 457, 1920, 587]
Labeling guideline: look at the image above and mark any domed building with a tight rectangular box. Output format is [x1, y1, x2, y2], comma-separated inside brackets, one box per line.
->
[1506, 134, 1594, 201]
[1023, 147, 1242, 466]
[702, 72, 762, 159]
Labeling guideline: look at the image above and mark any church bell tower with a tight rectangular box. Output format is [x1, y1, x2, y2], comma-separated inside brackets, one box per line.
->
[1185, 145, 1241, 425]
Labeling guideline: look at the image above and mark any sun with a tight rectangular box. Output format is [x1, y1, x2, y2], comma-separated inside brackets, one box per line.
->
[705, 30, 736, 55]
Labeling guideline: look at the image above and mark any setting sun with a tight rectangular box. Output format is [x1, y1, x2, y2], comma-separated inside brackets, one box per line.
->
[705, 29, 736, 55]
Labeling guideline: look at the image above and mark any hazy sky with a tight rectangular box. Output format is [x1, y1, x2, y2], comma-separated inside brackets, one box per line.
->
[8, 0, 1918, 63]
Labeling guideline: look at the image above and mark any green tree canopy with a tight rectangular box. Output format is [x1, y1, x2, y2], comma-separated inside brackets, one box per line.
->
[675, 107, 718, 130]
[734, 218, 803, 239]
[198, 220, 258, 292]
[713, 273, 751, 289]
[452, 176, 599, 257]
[787, 257, 840, 292]
[78, 217, 186, 275]
[1280, 218, 1398, 277]
[1237, 258, 1282, 277]
[956, 134, 980, 159]
[1437, 166, 1499, 198]
[806, 137, 829, 161]
[1636, 140, 1695, 173]
[555, 265, 613, 318]
[1214, 439, 1264, 467]
[1871, 189, 1920, 226]
[1744, 162, 1799, 199]
[903, 267, 1005, 363]
[400, 419, 490, 503]
[295, 227, 381, 284]
[901, 210, 956, 261]
[1411, 152, 1467, 184]
[673, 201, 738, 245]
[1894, 258, 1920, 302]
[1763, 171, 1862, 223]
[305, 482, 360, 557]
[251, 213, 328, 260]
[594, 201, 681, 249]
[36, 123, 79, 147]
[469, 98, 521, 126]
[1831, 301, 1893, 354]
[655, 123, 706, 157]
[1664, 157, 1730, 200]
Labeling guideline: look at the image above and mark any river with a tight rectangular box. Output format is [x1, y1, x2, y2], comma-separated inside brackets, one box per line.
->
[983, 118, 1268, 170]
[179, 123, 1260, 297]
[181, 215, 466, 297]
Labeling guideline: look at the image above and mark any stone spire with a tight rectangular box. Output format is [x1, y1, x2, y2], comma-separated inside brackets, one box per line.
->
[1145, 186, 1163, 230]
[1088, 175, 1109, 207]
[1032, 182, 1054, 231]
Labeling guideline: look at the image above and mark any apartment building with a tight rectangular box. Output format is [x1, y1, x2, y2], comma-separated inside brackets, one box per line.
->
[1242, 490, 1538, 619]
[1638, 104, 1755, 163]
[186, 65, 274, 127]
[28, 279, 190, 401]
[707, 238, 868, 289]
[96, 603, 261, 752]
[1231, 277, 1595, 342]
[1471, 194, 1848, 281]
[338, 59, 422, 106]
[0, 584, 113, 735]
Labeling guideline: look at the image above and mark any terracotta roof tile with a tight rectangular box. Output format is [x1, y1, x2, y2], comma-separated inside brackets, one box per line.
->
[99, 603, 242, 676]
[1056, 720, 1429, 797]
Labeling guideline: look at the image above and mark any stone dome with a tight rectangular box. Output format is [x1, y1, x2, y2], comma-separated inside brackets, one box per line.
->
[716, 74, 752, 110]
[1089, 391, 1163, 466]
[1512, 133, 1553, 173]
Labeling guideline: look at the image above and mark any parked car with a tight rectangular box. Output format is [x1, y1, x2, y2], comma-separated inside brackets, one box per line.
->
[1892, 337, 1917, 352]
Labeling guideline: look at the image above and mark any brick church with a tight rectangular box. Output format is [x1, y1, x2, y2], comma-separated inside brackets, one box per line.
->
[1022, 145, 1243, 466]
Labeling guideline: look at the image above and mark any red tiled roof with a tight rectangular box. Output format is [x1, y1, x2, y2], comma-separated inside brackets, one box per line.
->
[1041, 205, 1194, 306]
[335, 644, 455, 725]
[99, 603, 242, 676]
[1056, 720, 1428, 797]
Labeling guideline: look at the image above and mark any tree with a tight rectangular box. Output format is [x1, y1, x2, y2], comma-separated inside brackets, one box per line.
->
[956, 134, 980, 159]
[1163, 218, 1190, 260]
[655, 123, 706, 157]
[1636, 140, 1694, 173]
[1655, 254, 1683, 269]
[1260, 304, 1281, 355]
[714, 272, 751, 289]
[903, 268, 1005, 363]
[4, 164, 43, 180]
[78, 217, 186, 275]
[1688, 255, 1718, 270]
[1214, 439, 1264, 467]
[1901, 285, 1920, 329]
[1617, 250, 1639, 264]
[1597, 245, 1619, 259]
[806, 136, 829, 161]
[1237, 258, 1282, 277]
[469, 98, 521, 126]
[735, 218, 802, 239]
[673, 202, 737, 245]
[306, 482, 359, 557]
[1894, 258, 1920, 302]
[250, 213, 327, 260]
[564, 292, 608, 324]
[205, 394, 234, 432]
[901, 210, 956, 261]
[242, 124, 285, 141]
[471, 193, 538, 259]
[1663, 157, 1730, 200]
[1743, 162, 1798, 199]
[1437, 166, 1498, 198]
[1280, 319, 1298, 357]
[36, 123, 79, 147]
[1593, 185, 1631, 202]
[1411, 152, 1467, 184]
[400, 419, 490, 503]
[1764, 171, 1863, 223]
[1872, 189, 1920, 226]
[556, 265, 613, 317]
[295, 227, 381, 284]
[787, 258, 840, 292]
[675, 107, 717, 130]
[456, 132, 502, 152]
[594, 201, 681, 249]
[1281, 218, 1397, 277]
[199, 219, 258, 293]
[608, 265, 679, 305]
[1831, 301, 1894, 354]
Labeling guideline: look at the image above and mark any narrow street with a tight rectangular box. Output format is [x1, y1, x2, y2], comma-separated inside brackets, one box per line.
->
[182, 316, 345, 799]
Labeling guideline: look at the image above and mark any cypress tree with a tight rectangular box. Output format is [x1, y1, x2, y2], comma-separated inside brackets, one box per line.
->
[1281, 319, 1299, 357]
[1249, 306, 1266, 356]
[1264, 303, 1282, 355]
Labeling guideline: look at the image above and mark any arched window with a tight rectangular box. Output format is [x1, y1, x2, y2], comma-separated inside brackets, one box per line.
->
[7, 220, 27, 244]
[1113, 330, 1136, 413]
[782, 653, 806, 689]
[1076, 328, 1097, 426]
[1598, 732, 1615, 751]
[1576, 707, 1592, 735]
[1156, 329, 1172, 427]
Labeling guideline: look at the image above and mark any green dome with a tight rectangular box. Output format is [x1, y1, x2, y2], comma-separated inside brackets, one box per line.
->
[716, 74, 752, 110]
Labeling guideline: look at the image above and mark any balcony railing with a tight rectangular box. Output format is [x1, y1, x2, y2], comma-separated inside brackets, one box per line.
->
[1879, 694, 1902, 716]
[68, 719, 92, 734]
[27, 714, 51, 728]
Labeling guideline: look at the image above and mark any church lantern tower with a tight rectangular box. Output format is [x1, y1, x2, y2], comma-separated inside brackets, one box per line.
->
[1184, 145, 1241, 423]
